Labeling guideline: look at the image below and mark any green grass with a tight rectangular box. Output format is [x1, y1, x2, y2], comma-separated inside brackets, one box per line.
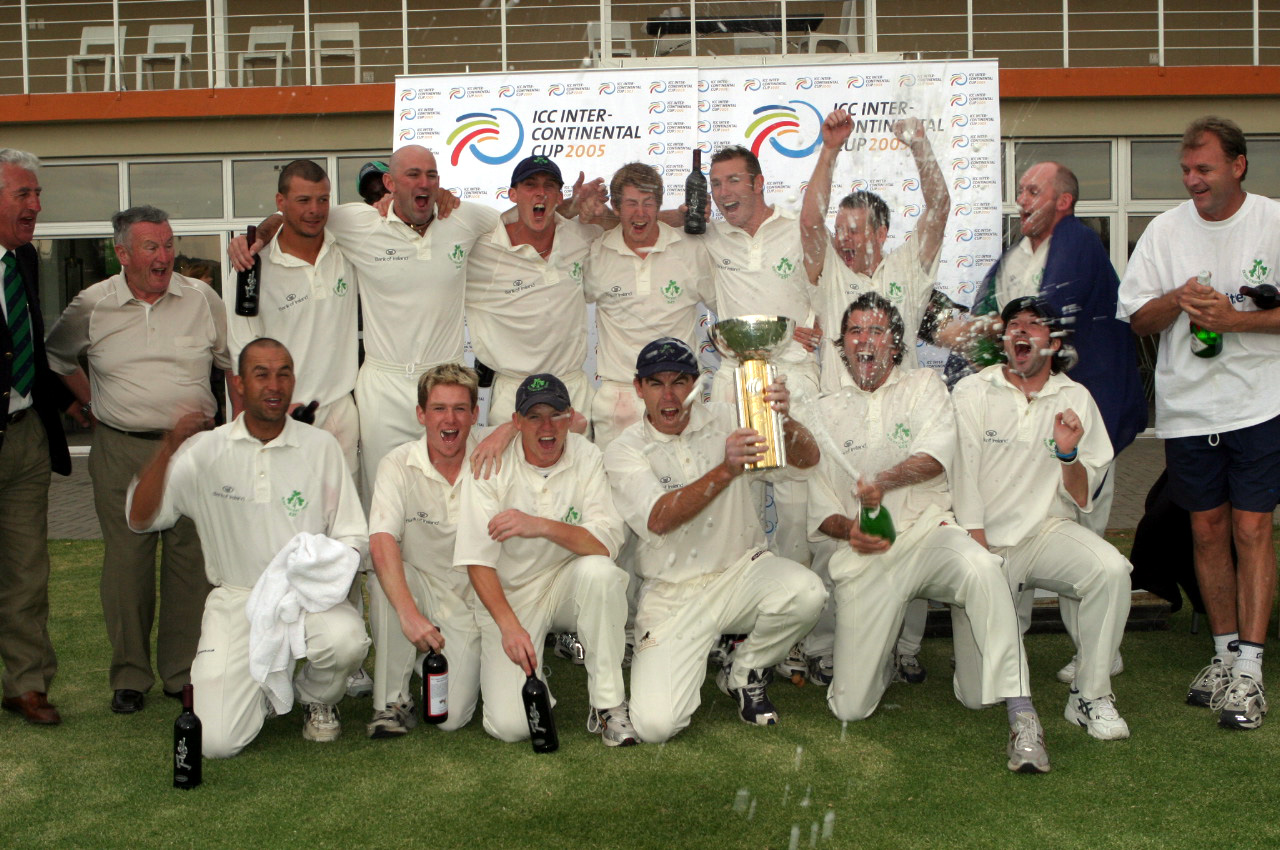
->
[7, 538, 1280, 849]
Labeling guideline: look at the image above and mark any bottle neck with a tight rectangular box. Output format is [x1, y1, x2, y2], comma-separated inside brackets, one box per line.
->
[182, 683, 194, 711]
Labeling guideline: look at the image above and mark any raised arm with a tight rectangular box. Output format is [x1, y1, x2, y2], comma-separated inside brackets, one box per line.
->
[894, 116, 950, 271]
[801, 109, 853, 285]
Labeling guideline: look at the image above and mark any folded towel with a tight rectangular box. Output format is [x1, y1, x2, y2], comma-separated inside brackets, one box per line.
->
[245, 532, 359, 714]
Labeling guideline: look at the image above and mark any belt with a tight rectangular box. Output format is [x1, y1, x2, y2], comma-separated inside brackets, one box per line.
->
[101, 422, 165, 441]
[5, 408, 29, 425]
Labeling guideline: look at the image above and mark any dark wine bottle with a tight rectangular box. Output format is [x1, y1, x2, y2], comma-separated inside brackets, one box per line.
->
[684, 148, 708, 235]
[234, 225, 261, 317]
[423, 649, 449, 725]
[522, 672, 558, 753]
[1241, 284, 1280, 310]
[289, 400, 320, 424]
[173, 684, 202, 790]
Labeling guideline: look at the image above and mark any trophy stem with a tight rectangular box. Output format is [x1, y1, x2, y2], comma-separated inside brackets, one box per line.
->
[735, 359, 786, 470]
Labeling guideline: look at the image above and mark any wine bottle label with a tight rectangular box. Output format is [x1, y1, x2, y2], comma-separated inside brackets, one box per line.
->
[427, 672, 448, 716]
[175, 736, 193, 772]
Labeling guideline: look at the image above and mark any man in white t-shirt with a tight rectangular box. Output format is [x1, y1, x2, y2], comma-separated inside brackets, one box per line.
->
[366, 364, 487, 738]
[953, 298, 1132, 742]
[586, 162, 714, 449]
[456, 373, 636, 747]
[604, 338, 825, 741]
[808, 293, 1048, 773]
[1118, 116, 1280, 731]
[466, 156, 604, 423]
[226, 159, 360, 475]
[127, 339, 368, 757]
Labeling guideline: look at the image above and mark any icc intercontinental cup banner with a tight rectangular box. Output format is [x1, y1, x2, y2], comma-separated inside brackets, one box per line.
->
[394, 60, 1000, 370]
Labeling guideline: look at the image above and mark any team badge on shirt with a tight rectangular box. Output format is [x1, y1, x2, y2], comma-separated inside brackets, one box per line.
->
[450, 244, 466, 269]
[888, 423, 911, 449]
[562, 506, 581, 524]
[282, 490, 309, 518]
[334, 277, 349, 296]
[1244, 258, 1271, 285]
[662, 280, 682, 303]
[570, 261, 584, 282]
[887, 280, 904, 301]
[773, 257, 796, 279]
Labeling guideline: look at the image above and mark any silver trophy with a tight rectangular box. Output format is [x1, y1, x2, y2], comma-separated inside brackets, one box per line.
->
[710, 315, 796, 470]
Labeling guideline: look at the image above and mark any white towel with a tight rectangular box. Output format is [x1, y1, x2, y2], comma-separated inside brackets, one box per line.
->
[245, 532, 359, 715]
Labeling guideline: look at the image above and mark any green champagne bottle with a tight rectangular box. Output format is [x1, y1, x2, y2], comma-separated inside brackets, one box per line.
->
[1189, 271, 1222, 359]
[860, 504, 896, 543]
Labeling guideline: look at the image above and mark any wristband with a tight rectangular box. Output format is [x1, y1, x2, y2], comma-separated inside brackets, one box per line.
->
[1055, 447, 1078, 464]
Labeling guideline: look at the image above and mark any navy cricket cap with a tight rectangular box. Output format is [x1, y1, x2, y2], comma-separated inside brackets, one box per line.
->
[515, 373, 571, 415]
[635, 337, 699, 379]
[510, 155, 564, 188]
[1000, 295, 1058, 327]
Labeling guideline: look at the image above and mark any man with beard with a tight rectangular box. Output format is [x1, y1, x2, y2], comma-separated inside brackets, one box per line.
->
[952, 297, 1132, 741]
[808, 292, 1048, 774]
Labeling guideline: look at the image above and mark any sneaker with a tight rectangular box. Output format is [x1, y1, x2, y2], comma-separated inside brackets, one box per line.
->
[717, 666, 779, 726]
[1064, 689, 1130, 740]
[587, 702, 639, 747]
[302, 702, 342, 743]
[774, 643, 808, 684]
[345, 667, 374, 698]
[1212, 673, 1268, 731]
[893, 652, 927, 684]
[1187, 657, 1234, 708]
[366, 698, 419, 739]
[554, 632, 586, 666]
[1007, 711, 1051, 774]
[709, 634, 746, 668]
[807, 654, 834, 686]
[1056, 652, 1124, 684]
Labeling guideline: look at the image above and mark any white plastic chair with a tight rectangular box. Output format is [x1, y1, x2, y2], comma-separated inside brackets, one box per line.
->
[314, 22, 361, 84]
[236, 25, 294, 87]
[585, 21, 636, 62]
[135, 24, 195, 90]
[66, 26, 126, 92]
[808, 0, 861, 54]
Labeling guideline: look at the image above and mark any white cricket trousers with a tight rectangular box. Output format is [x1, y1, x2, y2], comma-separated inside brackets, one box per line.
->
[973, 518, 1131, 701]
[313, 392, 360, 480]
[368, 566, 481, 732]
[827, 523, 1030, 721]
[356, 357, 452, 499]
[476, 555, 629, 742]
[711, 357, 820, 567]
[192, 586, 370, 758]
[628, 549, 826, 743]
[488, 370, 595, 426]
[590, 379, 643, 450]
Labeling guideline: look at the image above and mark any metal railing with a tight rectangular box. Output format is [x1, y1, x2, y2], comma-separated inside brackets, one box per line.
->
[1, 1, 1275, 97]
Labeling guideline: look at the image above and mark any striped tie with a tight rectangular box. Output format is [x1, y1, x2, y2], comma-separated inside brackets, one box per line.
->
[3, 251, 35, 398]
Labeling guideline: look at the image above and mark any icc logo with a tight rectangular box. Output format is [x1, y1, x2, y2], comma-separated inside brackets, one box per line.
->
[447, 107, 524, 166]
[744, 101, 823, 159]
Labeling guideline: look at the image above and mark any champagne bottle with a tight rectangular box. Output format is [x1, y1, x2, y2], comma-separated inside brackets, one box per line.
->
[289, 400, 320, 424]
[860, 504, 897, 543]
[1240, 284, 1280, 310]
[522, 672, 559, 753]
[1189, 270, 1222, 359]
[234, 225, 261, 317]
[423, 649, 449, 725]
[684, 148, 707, 235]
[173, 684, 202, 790]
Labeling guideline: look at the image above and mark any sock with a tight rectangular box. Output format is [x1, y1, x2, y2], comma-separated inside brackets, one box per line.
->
[1006, 696, 1035, 727]
[1213, 632, 1240, 660]
[1235, 641, 1263, 682]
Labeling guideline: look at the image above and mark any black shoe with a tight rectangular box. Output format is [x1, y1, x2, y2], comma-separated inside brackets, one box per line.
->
[111, 689, 145, 714]
[716, 666, 779, 726]
[163, 689, 183, 701]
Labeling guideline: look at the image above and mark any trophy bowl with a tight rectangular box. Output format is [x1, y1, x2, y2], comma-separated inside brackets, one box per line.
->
[709, 315, 796, 362]
[709, 315, 796, 470]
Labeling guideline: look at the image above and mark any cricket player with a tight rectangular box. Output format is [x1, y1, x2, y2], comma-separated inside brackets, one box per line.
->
[127, 338, 369, 757]
[604, 338, 826, 741]
[808, 293, 1049, 774]
[456, 373, 636, 746]
[952, 297, 1133, 741]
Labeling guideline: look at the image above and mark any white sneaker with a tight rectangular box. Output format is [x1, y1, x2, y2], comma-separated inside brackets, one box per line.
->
[366, 697, 419, 739]
[554, 632, 586, 666]
[1007, 711, 1051, 774]
[587, 702, 639, 747]
[345, 667, 374, 698]
[302, 702, 342, 743]
[1188, 656, 1234, 708]
[1213, 673, 1268, 731]
[774, 643, 808, 683]
[1064, 689, 1130, 740]
[1055, 652, 1124, 684]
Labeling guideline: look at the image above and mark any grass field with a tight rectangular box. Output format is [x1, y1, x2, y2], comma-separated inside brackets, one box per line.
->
[6, 537, 1280, 849]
